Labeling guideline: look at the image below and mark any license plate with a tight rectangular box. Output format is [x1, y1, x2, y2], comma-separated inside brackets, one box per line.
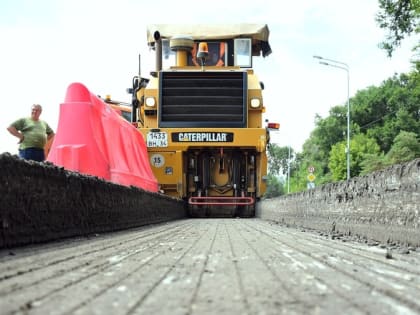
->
[146, 132, 168, 147]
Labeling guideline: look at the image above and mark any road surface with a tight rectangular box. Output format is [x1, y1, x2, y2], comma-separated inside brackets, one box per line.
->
[1, 218, 419, 315]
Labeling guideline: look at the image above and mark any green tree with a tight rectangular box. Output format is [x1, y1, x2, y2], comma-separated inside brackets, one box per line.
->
[299, 105, 354, 184]
[360, 153, 390, 175]
[296, 64, 419, 184]
[267, 144, 292, 176]
[328, 142, 347, 181]
[264, 174, 284, 198]
[386, 130, 420, 162]
[360, 131, 420, 173]
[288, 156, 310, 192]
[312, 107, 348, 155]
[376, 0, 420, 57]
[353, 71, 420, 152]
[329, 134, 381, 180]
[266, 144, 293, 195]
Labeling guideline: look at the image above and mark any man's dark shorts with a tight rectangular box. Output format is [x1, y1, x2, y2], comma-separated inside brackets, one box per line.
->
[19, 148, 45, 162]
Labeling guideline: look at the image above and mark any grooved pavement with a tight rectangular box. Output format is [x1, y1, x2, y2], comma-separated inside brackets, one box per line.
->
[1, 219, 419, 315]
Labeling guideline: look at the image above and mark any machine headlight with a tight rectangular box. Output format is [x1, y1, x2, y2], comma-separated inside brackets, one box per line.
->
[250, 98, 261, 108]
[145, 97, 156, 107]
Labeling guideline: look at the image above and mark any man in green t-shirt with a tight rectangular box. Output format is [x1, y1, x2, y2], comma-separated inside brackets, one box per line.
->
[7, 104, 55, 162]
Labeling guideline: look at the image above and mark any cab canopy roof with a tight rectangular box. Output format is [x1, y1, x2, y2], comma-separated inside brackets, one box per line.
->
[146, 24, 272, 57]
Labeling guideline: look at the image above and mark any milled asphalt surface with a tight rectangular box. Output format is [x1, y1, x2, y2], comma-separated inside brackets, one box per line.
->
[1, 218, 419, 315]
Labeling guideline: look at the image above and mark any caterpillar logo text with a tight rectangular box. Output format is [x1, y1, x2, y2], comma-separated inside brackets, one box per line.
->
[172, 132, 234, 142]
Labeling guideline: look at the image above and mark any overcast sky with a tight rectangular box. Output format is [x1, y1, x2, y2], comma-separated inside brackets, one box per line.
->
[1, 0, 418, 154]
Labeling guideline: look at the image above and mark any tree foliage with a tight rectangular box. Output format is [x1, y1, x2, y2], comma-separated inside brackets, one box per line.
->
[359, 153, 390, 175]
[270, 68, 420, 188]
[358, 71, 420, 152]
[265, 2, 420, 192]
[265, 144, 292, 195]
[376, 0, 420, 57]
[267, 144, 292, 176]
[360, 130, 420, 174]
[312, 107, 347, 158]
[264, 174, 284, 198]
[386, 130, 420, 162]
[328, 134, 381, 180]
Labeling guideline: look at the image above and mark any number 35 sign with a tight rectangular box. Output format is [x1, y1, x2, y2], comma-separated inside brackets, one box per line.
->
[150, 154, 165, 168]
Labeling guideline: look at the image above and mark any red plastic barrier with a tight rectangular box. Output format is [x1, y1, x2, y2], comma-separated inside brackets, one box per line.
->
[47, 82, 158, 192]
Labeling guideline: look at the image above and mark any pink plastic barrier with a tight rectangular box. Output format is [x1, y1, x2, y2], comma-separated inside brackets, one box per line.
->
[47, 82, 158, 192]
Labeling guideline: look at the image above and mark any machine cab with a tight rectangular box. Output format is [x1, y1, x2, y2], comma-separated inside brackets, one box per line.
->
[160, 38, 253, 68]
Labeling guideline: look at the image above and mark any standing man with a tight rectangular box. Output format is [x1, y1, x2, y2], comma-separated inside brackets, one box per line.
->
[7, 104, 55, 162]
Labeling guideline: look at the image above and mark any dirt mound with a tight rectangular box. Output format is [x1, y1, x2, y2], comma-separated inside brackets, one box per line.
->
[0, 153, 186, 248]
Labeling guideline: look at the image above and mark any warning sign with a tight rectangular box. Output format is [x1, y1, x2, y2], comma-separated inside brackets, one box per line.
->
[307, 173, 316, 182]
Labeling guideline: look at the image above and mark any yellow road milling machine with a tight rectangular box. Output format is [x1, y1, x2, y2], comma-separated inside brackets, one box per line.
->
[128, 24, 278, 217]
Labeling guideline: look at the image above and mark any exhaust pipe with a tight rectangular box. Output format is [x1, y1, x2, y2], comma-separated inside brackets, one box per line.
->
[154, 31, 162, 72]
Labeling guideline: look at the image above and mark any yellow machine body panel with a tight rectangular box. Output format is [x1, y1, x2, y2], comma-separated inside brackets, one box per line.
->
[140, 127, 268, 199]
